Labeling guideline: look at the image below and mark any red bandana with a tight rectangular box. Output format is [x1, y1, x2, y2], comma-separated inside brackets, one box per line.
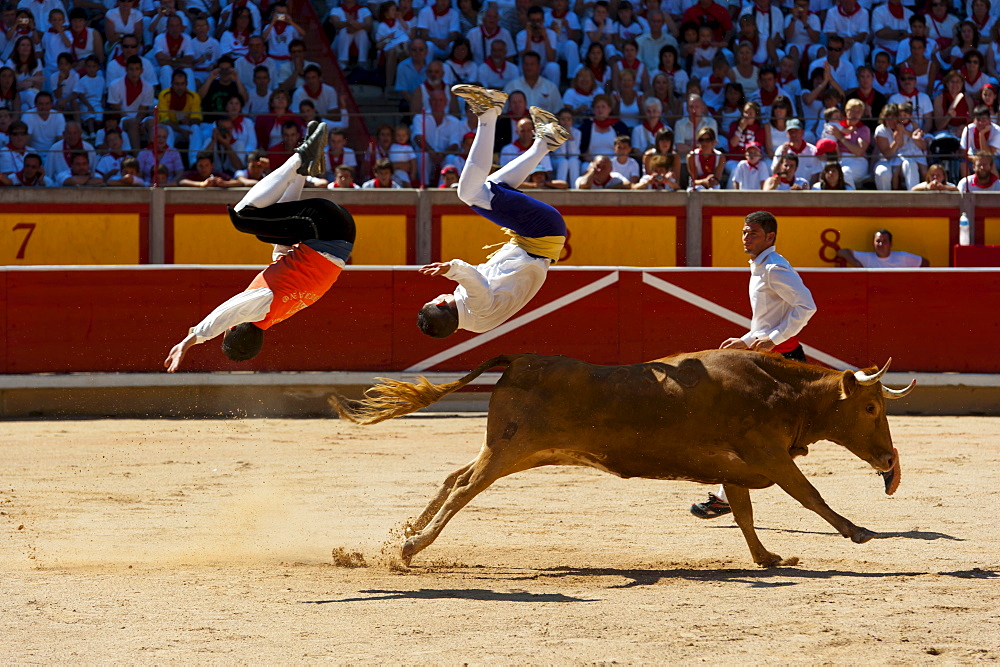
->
[622, 58, 640, 71]
[594, 117, 618, 129]
[485, 57, 506, 74]
[588, 64, 607, 81]
[974, 172, 998, 188]
[63, 140, 83, 167]
[71, 28, 88, 50]
[432, 3, 450, 17]
[166, 33, 183, 56]
[697, 149, 717, 175]
[643, 120, 664, 134]
[341, 3, 360, 18]
[759, 87, 778, 106]
[972, 126, 991, 149]
[383, 18, 396, 27]
[513, 137, 532, 151]
[480, 25, 499, 40]
[837, 2, 861, 17]
[125, 77, 143, 106]
[875, 70, 890, 85]
[887, 2, 904, 19]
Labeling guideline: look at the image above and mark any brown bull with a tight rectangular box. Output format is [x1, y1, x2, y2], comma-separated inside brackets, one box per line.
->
[331, 350, 915, 567]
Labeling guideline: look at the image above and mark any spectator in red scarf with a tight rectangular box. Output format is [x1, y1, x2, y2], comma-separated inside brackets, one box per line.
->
[362, 157, 401, 188]
[106, 55, 155, 151]
[577, 93, 630, 164]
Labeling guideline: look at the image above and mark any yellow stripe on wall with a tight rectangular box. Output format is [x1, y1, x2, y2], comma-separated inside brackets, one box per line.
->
[172, 214, 409, 264]
[0, 213, 140, 265]
[440, 214, 679, 266]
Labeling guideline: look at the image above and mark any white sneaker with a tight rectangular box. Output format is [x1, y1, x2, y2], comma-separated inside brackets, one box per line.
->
[531, 111, 570, 151]
[452, 84, 508, 116]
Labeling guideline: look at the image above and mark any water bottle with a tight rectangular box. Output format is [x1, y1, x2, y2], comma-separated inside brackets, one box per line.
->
[959, 212, 971, 246]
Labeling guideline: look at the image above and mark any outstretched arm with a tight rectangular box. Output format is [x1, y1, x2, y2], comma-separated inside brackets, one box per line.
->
[164, 332, 198, 372]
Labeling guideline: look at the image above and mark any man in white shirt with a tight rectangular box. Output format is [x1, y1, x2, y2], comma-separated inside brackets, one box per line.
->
[24, 91, 65, 151]
[960, 105, 1000, 164]
[958, 151, 1000, 192]
[503, 51, 562, 112]
[327, 0, 373, 68]
[468, 5, 515, 62]
[574, 154, 631, 189]
[821, 0, 869, 67]
[411, 88, 467, 186]
[691, 210, 817, 519]
[416, 84, 570, 338]
[636, 9, 676, 72]
[164, 121, 356, 372]
[478, 39, 519, 89]
[837, 229, 929, 268]
[416, 0, 460, 60]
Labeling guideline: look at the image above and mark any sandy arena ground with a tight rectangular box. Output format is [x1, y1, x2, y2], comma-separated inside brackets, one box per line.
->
[2, 415, 999, 662]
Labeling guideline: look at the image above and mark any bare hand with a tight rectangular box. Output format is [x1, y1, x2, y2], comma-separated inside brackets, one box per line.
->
[419, 262, 451, 276]
[719, 337, 748, 350]
[164, 334, 197, 372]
[749, 336, 775, 352]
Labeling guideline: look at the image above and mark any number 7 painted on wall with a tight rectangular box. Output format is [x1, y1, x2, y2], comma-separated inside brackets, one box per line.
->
[12, 222, 36, 260]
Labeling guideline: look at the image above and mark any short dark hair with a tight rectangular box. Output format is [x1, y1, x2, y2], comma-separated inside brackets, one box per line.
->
[303, 64, 322, 77]
[875, 228, 893, 242]
[374, 157, 393, 172]
[248, 149, 266, 161]
[417, 302, 459, 338]
[126, 55, 142, 66]
[222, 323, 265, 361]
[253, 65, 269, 76]
[745, 210, 778, 236]
[195, 150, 214, 163]
[521, 50, 541, 64]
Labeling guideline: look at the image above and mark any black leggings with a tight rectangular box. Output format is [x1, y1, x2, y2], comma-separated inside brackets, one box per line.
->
[781, 345, 807, 362]
[228, 198, 357, 245]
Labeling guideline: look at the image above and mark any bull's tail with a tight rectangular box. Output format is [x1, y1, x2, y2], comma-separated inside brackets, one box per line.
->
[330, 355, 516, 425]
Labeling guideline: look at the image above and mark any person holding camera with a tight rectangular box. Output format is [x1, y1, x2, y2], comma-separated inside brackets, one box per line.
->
[516, 5, 561, 85]
[261, 1, 303, 64]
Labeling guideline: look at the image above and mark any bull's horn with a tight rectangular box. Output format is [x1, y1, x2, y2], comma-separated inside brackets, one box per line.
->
[883, 379, 917, 399]
[855, 358, 892, 385]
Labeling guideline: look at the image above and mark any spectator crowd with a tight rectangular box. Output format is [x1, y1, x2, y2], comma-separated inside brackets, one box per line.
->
[3, 0, 1000, 191]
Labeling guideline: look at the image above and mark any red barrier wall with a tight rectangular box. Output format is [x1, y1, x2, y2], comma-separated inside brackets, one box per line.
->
[4, 266, 998, 374]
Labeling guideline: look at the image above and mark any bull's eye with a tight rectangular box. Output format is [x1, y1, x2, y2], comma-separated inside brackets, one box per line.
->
[866, 403, 877, 415]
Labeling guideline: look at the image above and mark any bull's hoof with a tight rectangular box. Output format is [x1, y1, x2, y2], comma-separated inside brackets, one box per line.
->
[754, 552, 785, 568]
[851, 527, 877, 544]
[401, 538, 417, 566]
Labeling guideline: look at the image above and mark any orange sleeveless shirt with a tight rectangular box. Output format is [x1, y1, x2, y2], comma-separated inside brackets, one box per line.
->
[245, 244, 343, 330]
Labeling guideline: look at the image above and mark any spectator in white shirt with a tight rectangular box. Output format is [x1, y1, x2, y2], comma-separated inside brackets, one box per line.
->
[575, 154, 630, 188]
[837, 229, 929, 268]
[24, 91, 65, 150]
[478, 39, 519, 90]
[503, 51, 562, 112]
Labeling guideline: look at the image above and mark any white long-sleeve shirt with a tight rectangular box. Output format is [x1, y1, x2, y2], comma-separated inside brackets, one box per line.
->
[189, 245, 344, 343]
[445, 243, 550, 333]
[740, 245, 816, 348]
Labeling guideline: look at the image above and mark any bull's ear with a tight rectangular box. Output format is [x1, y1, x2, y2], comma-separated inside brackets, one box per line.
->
[838, 369, 858, 400]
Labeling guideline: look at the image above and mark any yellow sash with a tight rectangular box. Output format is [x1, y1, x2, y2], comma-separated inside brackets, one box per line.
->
[483, 228, 566, 263]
